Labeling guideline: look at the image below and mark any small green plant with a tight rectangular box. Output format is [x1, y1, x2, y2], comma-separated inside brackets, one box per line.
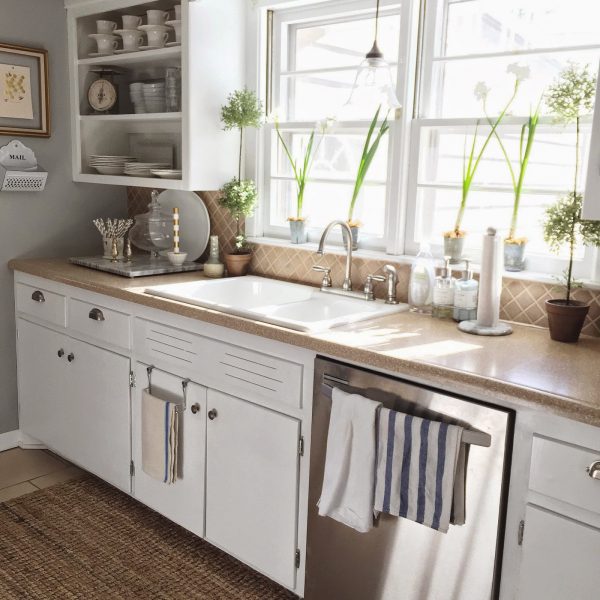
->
[448, 64, 527, 238]
[275, 120, 325, 220]
[219, 88, 263, 253]
[543, 63, 598, 302]
[348, 106, 389, 225]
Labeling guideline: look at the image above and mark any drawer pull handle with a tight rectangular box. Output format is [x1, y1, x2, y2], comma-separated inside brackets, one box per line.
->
[67, 353, 75, 363]
[191, 403, 200, 415]
[208, 409, 218, 421]
[31, 290, 45, 303]
[89, 308, 105, 322]
[586, 460, 600, 480]
[57, 349, 65, 358]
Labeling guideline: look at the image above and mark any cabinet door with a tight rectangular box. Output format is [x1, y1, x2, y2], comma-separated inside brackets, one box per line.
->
[132, 363, 206, 538]
[205, 389, 300, 589]
[517, 504, 600, 600]
[68, 338, 131, 492]
[17, 319, 70, 453]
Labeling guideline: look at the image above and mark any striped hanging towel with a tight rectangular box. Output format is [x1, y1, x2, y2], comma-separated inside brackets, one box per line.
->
[374, 408, 463, 533]
[141, 389, 180, 484]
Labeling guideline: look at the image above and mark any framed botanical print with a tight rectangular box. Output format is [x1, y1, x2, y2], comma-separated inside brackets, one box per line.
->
[0, 43, 50, 137]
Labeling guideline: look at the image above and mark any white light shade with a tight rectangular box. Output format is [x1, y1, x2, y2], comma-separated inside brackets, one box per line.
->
[345, 55, 401, 114]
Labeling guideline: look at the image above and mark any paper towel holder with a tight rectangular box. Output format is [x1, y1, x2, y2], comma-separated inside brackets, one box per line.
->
[0, 140, 48, 192]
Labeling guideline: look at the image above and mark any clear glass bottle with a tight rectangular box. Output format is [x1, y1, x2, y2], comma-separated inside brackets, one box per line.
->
[409, 242, 435, 313]
[432, 256, 455, 319]
[453, 259, 479, 322]
[203, 235, 224, 278]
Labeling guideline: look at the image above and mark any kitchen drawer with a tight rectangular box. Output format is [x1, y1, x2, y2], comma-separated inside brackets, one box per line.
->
[529, 435, 600, 515]
[69, 298, 131, 350]
[15, 283, 66, 328]
[134, 318, 303, 409]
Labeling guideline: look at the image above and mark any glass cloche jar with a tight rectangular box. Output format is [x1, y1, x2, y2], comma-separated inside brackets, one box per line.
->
[129, 190, 173, 259]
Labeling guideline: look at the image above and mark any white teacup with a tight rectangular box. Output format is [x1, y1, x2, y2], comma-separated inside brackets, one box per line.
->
[118, 30, 144, 51]
[174, 5, 181, 20]
[96, 20, 117, 34]
[146, 10, 169, 25]
[171, 21, 181, 43]
[146, 28, 169, 48]
[95, 35, 119, 55]
[122, 14, 143, 29]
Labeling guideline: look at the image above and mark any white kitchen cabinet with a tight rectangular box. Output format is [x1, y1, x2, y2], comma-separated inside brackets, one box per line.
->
[132, 363, 206, 538]
[205, 389, 301, 590]
[17, 319, 71, 455]
[16, 318, 131, 492]
[517, 504, 600, 600]
[66, 0, 244, 190]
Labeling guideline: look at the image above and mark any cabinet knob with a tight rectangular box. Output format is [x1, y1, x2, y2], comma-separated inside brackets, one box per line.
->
[57, 349, 65, 358]
[67, 352, 75, 363]
[208, 409, 218, 420]
[31, 290, 45, 303]
[191, 403, 200, 415]
[586, 460, 600, 480]
[88, 308, 105, 322]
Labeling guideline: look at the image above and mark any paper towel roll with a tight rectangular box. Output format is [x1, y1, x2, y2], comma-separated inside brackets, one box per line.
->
[476, 227, 502, 327]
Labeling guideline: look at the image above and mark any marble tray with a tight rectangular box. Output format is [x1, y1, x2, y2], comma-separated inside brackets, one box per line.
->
[69, 256, 204, 278]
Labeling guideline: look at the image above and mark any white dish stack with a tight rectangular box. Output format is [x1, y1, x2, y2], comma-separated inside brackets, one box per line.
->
[143, 82, 166, 113]
[129, 82, 145, 113]
[89, 155, 137, 175]
[124, 162, 171, 177]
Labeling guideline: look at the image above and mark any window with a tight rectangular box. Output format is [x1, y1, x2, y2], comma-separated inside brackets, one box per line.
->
[258, 0, 600, 279]
[409, 0, 600, 276]
[262, 0, 410, 250]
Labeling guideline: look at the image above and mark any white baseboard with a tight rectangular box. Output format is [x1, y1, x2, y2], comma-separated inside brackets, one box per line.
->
[0, 430, 46, 452]
[0, 430, 20, 452]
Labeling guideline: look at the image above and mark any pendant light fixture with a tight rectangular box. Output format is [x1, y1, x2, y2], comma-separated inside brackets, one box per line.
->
[345, 0, 401, 112]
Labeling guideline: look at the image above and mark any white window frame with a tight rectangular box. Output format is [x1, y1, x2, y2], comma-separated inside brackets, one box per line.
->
[407, 0, 600, 280]
[254, 0, 420, 254]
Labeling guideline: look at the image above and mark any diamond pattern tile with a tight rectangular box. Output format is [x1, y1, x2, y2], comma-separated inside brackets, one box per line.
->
[127, 185, 600, 338]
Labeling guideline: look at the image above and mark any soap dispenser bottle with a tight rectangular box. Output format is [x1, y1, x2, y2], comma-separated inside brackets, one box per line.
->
[409, 242, 435, 313]
[432, 256, 455, 319]
[453, 259, 478, 322]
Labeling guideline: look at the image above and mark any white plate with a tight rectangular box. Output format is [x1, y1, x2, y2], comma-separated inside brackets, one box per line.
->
[150, 169, 182, 179]
[139, 45, 163, 51]
[165, 20, 181, 26]
[158, 190, 210, 261]
[88, 33, 118, 40]
[113, 29, 139, 35]
[166, 42, 181, 47]
[88, 52, 115, 57]
[93, 166, 125, 175]
[138, 24, 171, 32]
[114, 48, 142, 54]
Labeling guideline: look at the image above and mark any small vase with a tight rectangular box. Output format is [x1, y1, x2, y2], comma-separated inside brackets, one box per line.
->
[443, 236, 465, 264]
[349, 225, 360, 251]
[546, 299, 589, 343]
[224, 252, 252, 277]
[504, 241, 526, 272]
[288, 219, 307, 244]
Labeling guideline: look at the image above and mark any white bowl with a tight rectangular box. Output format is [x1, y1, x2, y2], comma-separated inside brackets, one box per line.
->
[167, 251, 188, 266]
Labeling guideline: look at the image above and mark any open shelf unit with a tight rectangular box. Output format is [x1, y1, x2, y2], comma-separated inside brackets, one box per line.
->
[66, 0, 245, 190]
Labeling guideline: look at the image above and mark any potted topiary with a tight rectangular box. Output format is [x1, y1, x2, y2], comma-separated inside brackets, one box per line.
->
[219, 88, 263, 276]
[347, 106, 389, 250]
[543, 63, 600, 342]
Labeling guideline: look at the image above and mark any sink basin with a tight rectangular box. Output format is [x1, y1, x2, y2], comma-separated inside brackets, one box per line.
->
[145, 276, 408, 332]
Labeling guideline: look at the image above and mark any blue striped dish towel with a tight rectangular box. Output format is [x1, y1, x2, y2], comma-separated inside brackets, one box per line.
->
[141, 389, 179, 484]
[374, 408, 463, 533]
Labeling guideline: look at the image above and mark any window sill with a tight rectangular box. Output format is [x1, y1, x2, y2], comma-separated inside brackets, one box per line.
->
[248, 236, 600, 291]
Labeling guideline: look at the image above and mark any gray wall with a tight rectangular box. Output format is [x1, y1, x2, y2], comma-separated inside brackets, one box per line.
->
[0, 0, 127, 434]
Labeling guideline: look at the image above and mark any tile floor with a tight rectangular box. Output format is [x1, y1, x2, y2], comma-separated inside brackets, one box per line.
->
[0, 447, 85, 502]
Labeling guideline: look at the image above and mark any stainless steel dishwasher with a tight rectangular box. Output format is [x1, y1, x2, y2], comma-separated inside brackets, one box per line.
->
[305, 357, 514, 600]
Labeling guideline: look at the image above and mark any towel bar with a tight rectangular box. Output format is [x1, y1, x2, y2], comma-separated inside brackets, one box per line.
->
[320, 382, 491, 448]
[146, 365, 189, 413]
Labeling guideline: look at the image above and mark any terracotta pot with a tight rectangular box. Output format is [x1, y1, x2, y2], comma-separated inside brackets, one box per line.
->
[545, 299, 589, 343]
[224, 252, 252, 277]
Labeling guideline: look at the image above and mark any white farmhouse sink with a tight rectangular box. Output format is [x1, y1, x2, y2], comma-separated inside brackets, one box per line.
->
[145, 275, 408, 332]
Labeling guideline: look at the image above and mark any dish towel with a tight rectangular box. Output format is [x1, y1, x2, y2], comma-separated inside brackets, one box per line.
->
[374, 407, 463, 533]
[318, 387, 382, 533]
[141, 389, 179, 484]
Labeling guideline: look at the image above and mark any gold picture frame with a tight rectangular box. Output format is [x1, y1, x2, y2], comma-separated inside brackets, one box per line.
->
[0, 43, 50, 138]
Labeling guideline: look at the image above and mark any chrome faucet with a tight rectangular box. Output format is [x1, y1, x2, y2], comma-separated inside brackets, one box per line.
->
[314, 220, 354, 291]
[383, 264, 399, 304]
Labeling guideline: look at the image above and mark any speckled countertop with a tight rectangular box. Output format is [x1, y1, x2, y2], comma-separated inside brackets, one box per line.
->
[9, 258, 600, 428]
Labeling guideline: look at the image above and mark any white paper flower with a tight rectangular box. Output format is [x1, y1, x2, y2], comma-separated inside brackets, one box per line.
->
[507, 63, 531, 82]
[474, 81, 491, 101]
[316, 116, 336, 134]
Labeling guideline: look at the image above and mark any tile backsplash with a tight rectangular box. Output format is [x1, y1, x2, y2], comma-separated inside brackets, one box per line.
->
[127, 187, 600, 337]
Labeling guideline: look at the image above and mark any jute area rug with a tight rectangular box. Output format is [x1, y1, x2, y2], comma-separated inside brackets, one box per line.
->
[0, 476, 297, 599]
